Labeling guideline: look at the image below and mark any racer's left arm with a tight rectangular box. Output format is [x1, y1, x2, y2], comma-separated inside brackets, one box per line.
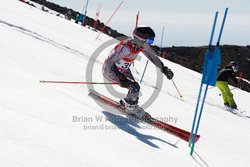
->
[141, 43, 174, 79]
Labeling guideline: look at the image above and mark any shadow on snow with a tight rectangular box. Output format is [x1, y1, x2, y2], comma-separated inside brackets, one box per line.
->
[102, 111, 178, 149]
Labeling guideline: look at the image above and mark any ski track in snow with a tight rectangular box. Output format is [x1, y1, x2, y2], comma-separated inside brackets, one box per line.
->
[0, 19, 102, 65]
[143, 80, 250, 120]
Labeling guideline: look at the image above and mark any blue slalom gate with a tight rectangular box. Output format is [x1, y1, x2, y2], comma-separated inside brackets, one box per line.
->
[189, 8, 229, 156]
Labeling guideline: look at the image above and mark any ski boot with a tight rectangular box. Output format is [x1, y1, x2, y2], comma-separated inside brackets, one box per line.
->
[224, 103, 230, 110]
[119, 99, 151, 121]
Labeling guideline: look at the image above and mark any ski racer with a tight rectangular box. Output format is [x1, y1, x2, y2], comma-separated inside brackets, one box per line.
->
[102, 26, 174, 118]
[216, 61, 240, 109]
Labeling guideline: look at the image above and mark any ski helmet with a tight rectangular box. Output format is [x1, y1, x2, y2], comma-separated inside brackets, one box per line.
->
[229, 61, 239, 72]
[133, 26, 155, 45]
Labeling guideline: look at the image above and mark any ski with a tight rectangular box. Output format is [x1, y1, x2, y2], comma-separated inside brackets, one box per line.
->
[206, 102, 249, 119]
[224, 107, 249, 119]
[88, 89, 200, 143]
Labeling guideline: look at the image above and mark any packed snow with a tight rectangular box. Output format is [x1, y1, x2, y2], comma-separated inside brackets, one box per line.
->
[0, 1, 250, 167]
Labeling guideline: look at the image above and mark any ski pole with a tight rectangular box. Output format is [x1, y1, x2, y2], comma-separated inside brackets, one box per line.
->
[39, 80, 119, 85]
[219, 87, 238, 96]
[171, 79, 183, 98]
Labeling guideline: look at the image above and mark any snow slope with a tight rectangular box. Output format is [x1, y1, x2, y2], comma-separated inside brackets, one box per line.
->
[1, 1, 250, 166]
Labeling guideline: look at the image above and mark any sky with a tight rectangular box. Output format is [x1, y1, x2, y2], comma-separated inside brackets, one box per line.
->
[47, 0, 250, 47]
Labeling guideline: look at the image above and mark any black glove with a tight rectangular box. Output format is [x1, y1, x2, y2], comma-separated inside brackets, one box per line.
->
[119, 75, 131, 88]
[162, 66, 174, 79]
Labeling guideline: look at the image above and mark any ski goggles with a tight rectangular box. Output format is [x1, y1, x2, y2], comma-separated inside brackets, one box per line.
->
[146, 38, 154, 45]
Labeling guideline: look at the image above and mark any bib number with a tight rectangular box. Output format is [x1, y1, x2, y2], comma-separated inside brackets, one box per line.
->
[116, 60, 132, 70]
